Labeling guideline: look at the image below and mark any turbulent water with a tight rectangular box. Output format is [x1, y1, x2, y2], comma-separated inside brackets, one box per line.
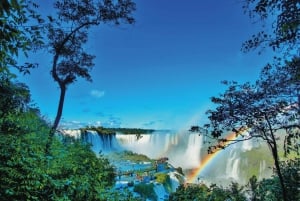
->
[61, 129, 272, 185]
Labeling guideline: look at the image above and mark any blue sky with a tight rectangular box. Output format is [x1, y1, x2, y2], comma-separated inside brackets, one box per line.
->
[17, 0, 273, 130]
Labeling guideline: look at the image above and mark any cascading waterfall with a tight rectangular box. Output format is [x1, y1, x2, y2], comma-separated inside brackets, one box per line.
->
[168, 172, 182, 192]
[225, 149, 240, 181]
[61, 130, 120, 153]
[115, 131, 203, 169]
[259, 160, 267, 180]
[61, 129, 82, 139]
[84, 130, 120, 153]
[60, 129, 272, 185]
[115, 132, 178, 158]
[153, 183, 169, 200]
[165, 132, 203, 169]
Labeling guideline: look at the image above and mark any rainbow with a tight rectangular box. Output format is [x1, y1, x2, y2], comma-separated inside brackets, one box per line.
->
[186, 131, 241, 183]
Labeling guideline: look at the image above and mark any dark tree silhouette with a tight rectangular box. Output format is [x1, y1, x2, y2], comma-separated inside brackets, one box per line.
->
[242, 0, 299, 55]
[191, 61, 299, 201]
[45, 0, 136, 155]
[190, 2, 300, 201]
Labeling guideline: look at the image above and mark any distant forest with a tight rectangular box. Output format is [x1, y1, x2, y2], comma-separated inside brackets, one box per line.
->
[80, 126, 156, 135]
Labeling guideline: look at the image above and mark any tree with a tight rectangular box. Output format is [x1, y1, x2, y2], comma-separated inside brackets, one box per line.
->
[245, 159, 300, 201]
[0, 0, 44, 76]
[242, 0, 299, 55]
[190, 1, 299, 200]
[191, 64, 299, 200]
[0, 77, 32, 133]
[45, 0, 136, 155]
[280, 158, 300, 200]
[258, 58, 300, 156]
[170, 183, 246, 201]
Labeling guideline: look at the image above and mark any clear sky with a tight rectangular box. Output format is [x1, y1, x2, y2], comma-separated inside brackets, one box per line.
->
[17, 0, 273, 130]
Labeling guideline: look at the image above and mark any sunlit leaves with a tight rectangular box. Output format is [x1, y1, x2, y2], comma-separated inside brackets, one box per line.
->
[0, 0, 44, 75]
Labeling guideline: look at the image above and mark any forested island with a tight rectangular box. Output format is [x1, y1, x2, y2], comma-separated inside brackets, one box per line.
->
[80, 126, 156, 135]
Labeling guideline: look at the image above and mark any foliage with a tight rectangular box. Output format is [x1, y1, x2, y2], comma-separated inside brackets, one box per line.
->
[169, 184, 209, 201]
[0, 135, 43, 200]
[82, 126, 155, 135]
[231, 159, 300, 201]
[257, 57, 300, 156]
[0, 0, 43, 75]
[133, 183, 157, 201]
[280, 158, 300, 201]
[98, 189, 143, 201]
[81, 126, 116, 135]
[0, 77, 133, 200]
[109, 127, 155, 135]
[154, 172, 172, 192]
[0, 77, 32, 132]
[44, 141, 116, 200]
[192, 54, 300, 200]
[170, 183, 246, 201]
[155, 172, 170, 184]
[242, 0, 300, 55]
[108, 151, 152, 163]
[0, 111, 119, 200]
[171, 159, 299, 201]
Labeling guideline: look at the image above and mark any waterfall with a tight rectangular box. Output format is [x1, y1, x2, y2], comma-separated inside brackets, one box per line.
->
[241, 138, 253, 151]
[60, 129, 273, 185]
[164, 132, 203, 169]
[116, 131, 203, 169]
[61, 129, 82, 139]
[84, 130, 118, 153]
[61, 129, 120, 153]
[115, 131, 179, 158]
[225, 149, 240, 181]
[259, 160, 267, 180]
[115, 133, 175, 158]
[153, 183, 169, 200]
[168, 172, 181, 192]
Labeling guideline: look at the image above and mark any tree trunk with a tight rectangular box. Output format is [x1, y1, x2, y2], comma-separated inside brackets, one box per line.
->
[45, 84, 66, 156]
[270, 136, 288, 201]
[265, 115, 288, 201]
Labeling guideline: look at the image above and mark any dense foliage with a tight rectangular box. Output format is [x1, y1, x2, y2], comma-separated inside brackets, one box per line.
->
[0, 79, 149, 200]
[133, 183, 157, 201]
[170, 183, 245, 201]
[0, 0, 43, 75]
[107, 150, 152, 163]
[81, 126, 155, 135]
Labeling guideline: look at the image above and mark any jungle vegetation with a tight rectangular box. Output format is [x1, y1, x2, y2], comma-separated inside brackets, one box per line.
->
[1, 0, 299, 200]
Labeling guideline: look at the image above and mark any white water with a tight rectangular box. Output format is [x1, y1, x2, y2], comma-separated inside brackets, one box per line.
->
[116, 131, 203, 169]
[169, 172, 181, 192]
[85, 130, 120, 153]
[61, 129, 271, 185]
[225, 149, 240, 181]
[153, 183, 169, 200]
[61, 129, 81, 139]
